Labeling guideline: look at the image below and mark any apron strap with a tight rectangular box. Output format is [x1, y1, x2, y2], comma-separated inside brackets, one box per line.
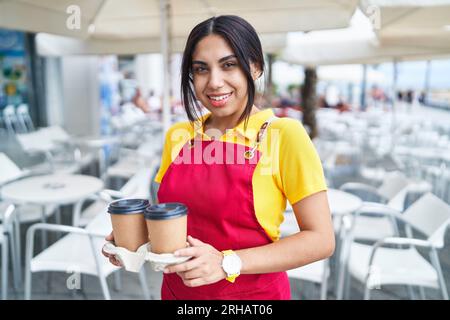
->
[255, 116, 279, 144]
[244, 116, 279, 159]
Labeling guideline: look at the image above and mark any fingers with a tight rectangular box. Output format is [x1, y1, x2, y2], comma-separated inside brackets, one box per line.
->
[173, 236, 207, 257]
[174, 247, 197, 258]
[101, 248, 109, 258]
[173, 236, 202, 257]
[181, 277, 207, 288]
[187, 235, 204, 247]
[164, 257, 202, 274]
[109, 256, 122, 267]
[177, 267, 207, 280]
[105, 231, 114, 241]
[162, 238, 225, 287]
[102, 250, 121, 266]
[101, 247, 122, 267]
[181, 275, 220, 288]
[102, 232, 120, 266]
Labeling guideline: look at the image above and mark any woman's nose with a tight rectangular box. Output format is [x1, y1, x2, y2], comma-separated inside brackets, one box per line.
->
[207, 69, 225, 89]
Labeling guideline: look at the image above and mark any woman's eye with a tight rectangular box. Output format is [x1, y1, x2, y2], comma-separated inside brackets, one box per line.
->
[224, 62, 236, 68]
[193, 66, 207, 74]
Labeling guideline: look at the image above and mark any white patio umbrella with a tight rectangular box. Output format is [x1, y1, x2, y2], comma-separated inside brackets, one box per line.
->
[0, 0, 359, 40]
[359, 0, 450, 50]
[0, 0, 359, 134]
[29, 0, 361, 56]
[281, 9, 450, 66]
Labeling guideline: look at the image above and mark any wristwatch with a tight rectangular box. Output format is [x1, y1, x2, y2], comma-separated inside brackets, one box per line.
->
[221, 250, 242, 283]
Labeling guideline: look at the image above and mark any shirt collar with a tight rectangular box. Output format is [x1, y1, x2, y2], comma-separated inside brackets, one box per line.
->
[193, 108, 275, 141]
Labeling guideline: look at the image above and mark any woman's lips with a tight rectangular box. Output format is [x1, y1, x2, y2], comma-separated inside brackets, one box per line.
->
[207, 93, 232, 108]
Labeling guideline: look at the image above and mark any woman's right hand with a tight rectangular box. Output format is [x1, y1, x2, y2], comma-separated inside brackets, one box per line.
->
[101, 231, 123, 267]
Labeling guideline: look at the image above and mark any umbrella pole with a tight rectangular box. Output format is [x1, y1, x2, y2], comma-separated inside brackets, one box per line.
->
[424, 60, 431, 104]
[160, 0, 171, 136]
[390, 59, 398, 153]
[360, 64, 367, 111]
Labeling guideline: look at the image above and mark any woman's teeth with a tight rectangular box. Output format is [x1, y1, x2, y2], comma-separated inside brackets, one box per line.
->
[209, 93, 231, 101]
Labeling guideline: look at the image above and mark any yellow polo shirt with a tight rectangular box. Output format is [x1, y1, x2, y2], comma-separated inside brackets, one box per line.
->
[154, 108, 327, 241]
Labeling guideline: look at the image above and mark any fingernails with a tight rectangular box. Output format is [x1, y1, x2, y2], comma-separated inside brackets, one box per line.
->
[174, 251, 180, 256]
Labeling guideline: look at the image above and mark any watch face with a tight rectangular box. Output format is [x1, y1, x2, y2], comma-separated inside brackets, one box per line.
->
[223, 254, 242, 275]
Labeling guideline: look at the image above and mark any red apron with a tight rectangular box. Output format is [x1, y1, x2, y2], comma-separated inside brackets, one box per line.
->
[157, 119, 290, 300]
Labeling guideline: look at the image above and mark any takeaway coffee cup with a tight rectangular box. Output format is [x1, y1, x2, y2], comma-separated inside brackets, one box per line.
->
[144, 202, 188, 254]
[108, 199, 149, 252]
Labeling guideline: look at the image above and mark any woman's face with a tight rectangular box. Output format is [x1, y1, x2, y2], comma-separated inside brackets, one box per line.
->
[191, 34, 258, 120]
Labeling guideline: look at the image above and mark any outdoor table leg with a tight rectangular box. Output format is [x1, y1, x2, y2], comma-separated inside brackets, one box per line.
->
[40, 206, 48, 250]
[333, 214, 344, 298]
[54, 206, 62, 239]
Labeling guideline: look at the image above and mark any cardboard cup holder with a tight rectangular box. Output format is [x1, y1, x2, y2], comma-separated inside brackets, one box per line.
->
[102, 241, 191, 272]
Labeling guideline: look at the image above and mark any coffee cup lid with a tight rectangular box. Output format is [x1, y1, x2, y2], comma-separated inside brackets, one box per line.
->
[144, 202, 187, 220]
[108, 199, 149, 215]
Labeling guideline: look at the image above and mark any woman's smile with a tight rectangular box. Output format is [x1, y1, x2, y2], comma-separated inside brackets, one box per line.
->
[207, 92, 233, 108]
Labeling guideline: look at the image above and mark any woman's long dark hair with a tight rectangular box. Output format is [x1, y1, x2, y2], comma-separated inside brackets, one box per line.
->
[181, 15, 265, 127]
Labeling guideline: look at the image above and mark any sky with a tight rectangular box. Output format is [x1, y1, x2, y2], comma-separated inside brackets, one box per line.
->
[376, 59, 450, 91]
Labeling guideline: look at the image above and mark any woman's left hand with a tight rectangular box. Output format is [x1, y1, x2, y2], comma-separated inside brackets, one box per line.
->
[163, 235, 227, 287]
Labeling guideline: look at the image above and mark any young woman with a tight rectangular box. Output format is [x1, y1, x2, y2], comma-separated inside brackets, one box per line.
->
[104, 15, 334, 300]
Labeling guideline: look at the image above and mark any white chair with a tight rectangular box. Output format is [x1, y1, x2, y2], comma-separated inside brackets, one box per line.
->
[16, 104, 35, 132]
[281, 210, 330, 299]
[16, 128, 80, 174]
[335, 180, 432, 299]
[0, 153, 59, 281]
[2, 105, 19, 134]
[330, 174, 408, 295]
[340, 193, 450, 300]
[343, 181, 431, 243]
[1, 204, 20, 300]
[0, 152, 29, 186]
[24, 210, 151, 300]
[340, 171, 409, 204]
[338, 171, 411, 243]
[287, 260, 330, 300]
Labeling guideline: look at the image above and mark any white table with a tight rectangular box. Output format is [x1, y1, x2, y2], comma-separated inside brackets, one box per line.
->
[1, 174, 103, 206]
[281, 189, 362, 236]
[1, 173, 104, 266]
[327, 189, 363, 216]
[284, 189, 362, 216]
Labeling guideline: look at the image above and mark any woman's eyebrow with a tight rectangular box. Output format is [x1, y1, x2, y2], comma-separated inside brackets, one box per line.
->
[218, 54, 237, 63]
[192, 54, 237, 65]
[192, 60, 207, 65]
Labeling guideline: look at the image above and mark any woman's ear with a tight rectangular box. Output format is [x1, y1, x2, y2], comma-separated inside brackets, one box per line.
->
[250, 63, 262, 80]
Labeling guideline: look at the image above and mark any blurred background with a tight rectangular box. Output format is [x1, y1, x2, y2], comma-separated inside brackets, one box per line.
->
[0, 0, 450, 301]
